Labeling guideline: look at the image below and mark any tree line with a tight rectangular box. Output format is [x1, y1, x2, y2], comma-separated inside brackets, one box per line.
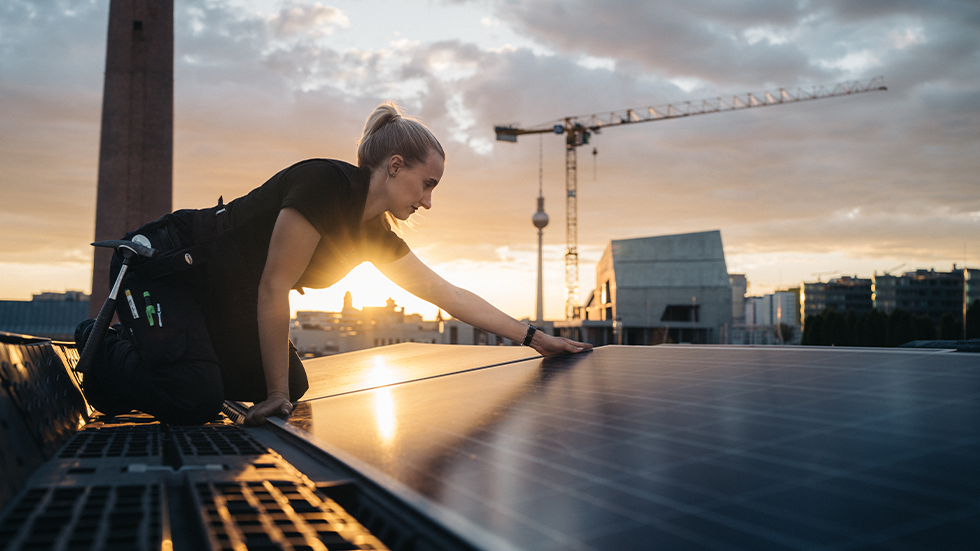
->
[802, 300, 980, 347]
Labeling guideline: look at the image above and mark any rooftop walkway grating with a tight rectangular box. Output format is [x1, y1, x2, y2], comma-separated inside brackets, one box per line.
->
[0, 413, 391, 551]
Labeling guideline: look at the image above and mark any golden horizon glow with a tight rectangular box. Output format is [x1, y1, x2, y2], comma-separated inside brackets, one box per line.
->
[289, 263, 442, 319]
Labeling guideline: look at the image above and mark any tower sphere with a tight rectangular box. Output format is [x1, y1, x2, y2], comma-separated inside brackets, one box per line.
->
[532, 210, 549, 229]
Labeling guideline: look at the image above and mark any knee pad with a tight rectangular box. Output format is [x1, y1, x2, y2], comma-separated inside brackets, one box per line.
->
[154, 390, 223, 425]
[149, 361, 225, 425]
[80, 368, 134, 418]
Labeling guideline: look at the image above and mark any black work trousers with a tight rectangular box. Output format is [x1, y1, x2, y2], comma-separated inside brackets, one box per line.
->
[83, 268, 225, 425]
[84, 210, 308, 424]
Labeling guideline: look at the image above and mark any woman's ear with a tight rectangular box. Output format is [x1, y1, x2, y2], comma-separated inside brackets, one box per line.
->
[387, 154, 404, 176]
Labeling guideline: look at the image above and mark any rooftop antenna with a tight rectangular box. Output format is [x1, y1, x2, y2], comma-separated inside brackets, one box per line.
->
[532, 135, 549, 323]
[592, 147, 597, 182]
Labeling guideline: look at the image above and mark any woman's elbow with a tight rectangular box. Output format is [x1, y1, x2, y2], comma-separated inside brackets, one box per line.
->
[257, 278, 290, 308]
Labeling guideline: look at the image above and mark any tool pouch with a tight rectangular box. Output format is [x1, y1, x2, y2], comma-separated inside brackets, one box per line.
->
[115, 272, 186, 367]
[113, 267, 219, 371]
[110, 215, 218, 371]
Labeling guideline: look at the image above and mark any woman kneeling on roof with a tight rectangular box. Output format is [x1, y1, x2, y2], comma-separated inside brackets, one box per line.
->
[77, 101, 592, 426]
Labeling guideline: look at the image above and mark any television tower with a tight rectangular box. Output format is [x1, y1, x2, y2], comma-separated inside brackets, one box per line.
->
[532, 137, 549, 323]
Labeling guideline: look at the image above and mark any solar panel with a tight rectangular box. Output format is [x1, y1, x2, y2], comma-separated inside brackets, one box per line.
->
[285, 345, 980, 550]
[301, 342, 538, 400]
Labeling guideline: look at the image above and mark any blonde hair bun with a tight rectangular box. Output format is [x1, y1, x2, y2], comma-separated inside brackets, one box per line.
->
[357, 101, 445, 172]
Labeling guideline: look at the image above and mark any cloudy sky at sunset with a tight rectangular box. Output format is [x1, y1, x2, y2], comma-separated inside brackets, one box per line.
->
[1, 0, 978, 320]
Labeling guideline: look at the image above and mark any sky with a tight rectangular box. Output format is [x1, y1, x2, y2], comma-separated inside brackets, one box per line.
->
[1, 0, 978, 321]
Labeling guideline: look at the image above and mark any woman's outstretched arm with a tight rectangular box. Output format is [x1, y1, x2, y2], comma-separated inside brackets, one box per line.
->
[377, 252, 593, 356]
[247, 207, 320, 426]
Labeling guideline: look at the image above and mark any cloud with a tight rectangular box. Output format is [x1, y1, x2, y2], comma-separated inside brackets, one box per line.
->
[0, 0, 106, 269]
[889, 27, 925, 49]
[490, 0, 827, 87]
[268, 1, 350, 38]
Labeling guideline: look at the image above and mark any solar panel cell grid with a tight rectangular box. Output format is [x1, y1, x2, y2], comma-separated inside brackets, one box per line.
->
[288, 345, 980, 550]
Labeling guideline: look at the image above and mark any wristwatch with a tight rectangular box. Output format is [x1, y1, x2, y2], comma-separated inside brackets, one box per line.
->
[522, 324, 537, 346]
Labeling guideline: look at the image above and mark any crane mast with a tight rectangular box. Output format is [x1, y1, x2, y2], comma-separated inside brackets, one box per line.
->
[495, 77, 887, 319]
[564, 119, 580, 319]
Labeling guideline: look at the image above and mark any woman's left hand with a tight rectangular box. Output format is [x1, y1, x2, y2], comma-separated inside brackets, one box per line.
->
[244, 396, 293, 426]
[531, 331, 594, 357]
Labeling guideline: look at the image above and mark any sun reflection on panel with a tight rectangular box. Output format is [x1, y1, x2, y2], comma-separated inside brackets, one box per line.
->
[374, 387, 396, 443]
[367, 357, 397, 445]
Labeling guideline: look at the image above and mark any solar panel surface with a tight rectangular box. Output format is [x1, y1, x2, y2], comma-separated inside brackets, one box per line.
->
[286, 345, 980, 551]
[300, 342, 538, 399]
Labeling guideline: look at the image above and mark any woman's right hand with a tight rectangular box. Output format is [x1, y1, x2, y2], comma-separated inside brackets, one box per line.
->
[531, 331, 594, 356]
[243, 395, 293, 426]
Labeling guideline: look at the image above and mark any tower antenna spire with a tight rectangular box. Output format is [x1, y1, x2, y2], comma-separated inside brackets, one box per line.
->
[532, 135, 549, 323]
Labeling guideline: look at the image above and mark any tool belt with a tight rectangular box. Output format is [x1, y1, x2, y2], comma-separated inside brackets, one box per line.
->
[120, 216, 209, 280]
[110, 213, 221, 370]
[132, 243, 207, 279]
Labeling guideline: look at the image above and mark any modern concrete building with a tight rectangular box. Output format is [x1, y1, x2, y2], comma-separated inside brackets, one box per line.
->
[560, 230, 733, 345]
[89, 0, 174, 315]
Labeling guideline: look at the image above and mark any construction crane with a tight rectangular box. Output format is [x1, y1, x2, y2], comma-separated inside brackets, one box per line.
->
[495, 76, 888, 319]
[811, 270, 841, 283]
[882, 262, 907, 276]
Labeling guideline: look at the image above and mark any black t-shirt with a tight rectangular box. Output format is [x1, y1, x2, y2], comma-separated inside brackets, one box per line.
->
[184, 159, 409, 401]
[219, 158, 410, 292]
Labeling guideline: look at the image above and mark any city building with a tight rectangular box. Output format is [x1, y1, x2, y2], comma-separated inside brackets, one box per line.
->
[440, 318, 553, 346]
[559, 230, 733, 345]
[782, 287, 803, 325]
[290, 293, 442, 357]
[802, 276, 873, 319]
[873, 266, 980, 326]
[732, 291, 802, 345]
[730, 274, 747, 324]
[746, 293, 799, 327]
[288, 292, 530, 357]
[0, 291, 90, 341]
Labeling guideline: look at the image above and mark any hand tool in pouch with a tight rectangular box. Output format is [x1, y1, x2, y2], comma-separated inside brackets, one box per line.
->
[75, 239, 157, 374]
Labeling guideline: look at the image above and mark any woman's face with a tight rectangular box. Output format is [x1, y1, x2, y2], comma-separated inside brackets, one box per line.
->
[388, 150, 444, 220]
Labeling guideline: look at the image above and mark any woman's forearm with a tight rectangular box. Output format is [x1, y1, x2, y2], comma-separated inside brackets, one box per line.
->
[437, 285, 530, 343]
[378, 252, 592, 356]
[256, 283, 291, 399]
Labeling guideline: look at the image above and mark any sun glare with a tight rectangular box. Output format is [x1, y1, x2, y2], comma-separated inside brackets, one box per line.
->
[367, 357, 397, 444]
[288, 263, 440, 319]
